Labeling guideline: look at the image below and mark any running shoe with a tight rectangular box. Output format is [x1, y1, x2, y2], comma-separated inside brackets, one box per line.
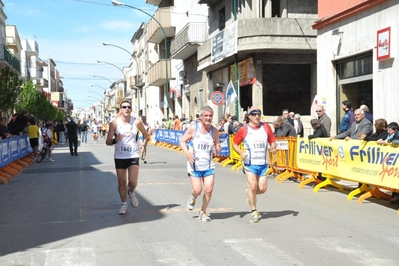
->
[251, 211, 261, 223]
[142, 158, 147, 164]
[129, 191, 139, 207]
[119, 203, 128, 215]
[187, 196, 196, 211]
[199, 210, 211, 222]
[49, 158, 55, 162]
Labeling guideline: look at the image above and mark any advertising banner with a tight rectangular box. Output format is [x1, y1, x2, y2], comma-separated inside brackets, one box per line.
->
[297, 138, 399, 189]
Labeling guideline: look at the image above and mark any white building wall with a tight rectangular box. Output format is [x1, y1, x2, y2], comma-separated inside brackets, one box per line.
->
[316, 1, 399, 134]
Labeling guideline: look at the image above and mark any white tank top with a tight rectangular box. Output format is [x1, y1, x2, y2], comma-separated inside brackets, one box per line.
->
[114, 117, 140, 159]
[242, 124, 269, 165]
[187, 123, 215, 172]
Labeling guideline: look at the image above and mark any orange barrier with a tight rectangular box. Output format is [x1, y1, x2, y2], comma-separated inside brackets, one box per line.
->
[0, 172, 12, 184]
[0, 155, 33, 184]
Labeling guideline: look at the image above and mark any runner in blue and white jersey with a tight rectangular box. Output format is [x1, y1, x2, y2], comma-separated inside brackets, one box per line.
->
[180, 106, 221, 222]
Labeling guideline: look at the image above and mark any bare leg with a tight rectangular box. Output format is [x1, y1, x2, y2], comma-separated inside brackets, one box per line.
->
[127, 164, 139, 194]
[116, 168, 128, 202]
[200, 175, 214, 212]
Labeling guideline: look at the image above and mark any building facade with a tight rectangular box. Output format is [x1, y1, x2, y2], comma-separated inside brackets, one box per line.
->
[314, 0, 399, 135]
[197, 0, 318, 124]
[128, 1, 318, 129]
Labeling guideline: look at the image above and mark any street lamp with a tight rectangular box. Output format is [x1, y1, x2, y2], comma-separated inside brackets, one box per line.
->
[103, 42, 134, 59]
[88, 95, 102, 102]
[97, 59, 127, 98]
[91, 84, 107, 93]
[102, 41, 143, 116]
[93, 74, 113, 84]
[89, 90, 104, 99]
[97, 60, 126, 79]
[111, 0, 169, 118]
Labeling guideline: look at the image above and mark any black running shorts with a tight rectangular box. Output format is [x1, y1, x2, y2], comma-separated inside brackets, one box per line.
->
[114, 158, 140, 169]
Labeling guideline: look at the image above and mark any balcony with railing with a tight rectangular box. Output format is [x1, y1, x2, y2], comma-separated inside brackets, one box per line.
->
[0, 44, 21, 74]
[198, 18, 317, 71]
[23, 39, 39, 56]
[198, 0, 218, 5]
[171, 22, 208, 60]
[147, 7, 175, 44]
[145, 0, 162, 6]
[147, 59, 174, 87]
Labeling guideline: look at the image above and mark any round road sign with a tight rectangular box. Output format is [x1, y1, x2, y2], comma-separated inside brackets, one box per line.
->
[211, 91, 224, 106]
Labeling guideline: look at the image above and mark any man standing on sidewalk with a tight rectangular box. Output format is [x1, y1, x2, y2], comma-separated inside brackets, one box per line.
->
[106, 100, 149, 215]
[66, 117, 79, 156]
[80, 121, 89, 144]
[233, 106, 276, 223]
[179, 105, 221, 222]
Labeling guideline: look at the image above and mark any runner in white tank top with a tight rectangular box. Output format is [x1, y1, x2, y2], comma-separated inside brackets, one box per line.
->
[233, 106, 276, 223]
[180, 106, 221, 222]
[114, 116, 140, 159]
[187, 122, 215, 172]
[106, 101, 149, 215]
[139, 116, 152, 164]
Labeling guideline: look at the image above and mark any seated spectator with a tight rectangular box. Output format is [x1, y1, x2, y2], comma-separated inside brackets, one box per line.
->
[233, 120, 243, 135]
[330, 109, 372, 141]
[359, 118, 388, 141]
[377, 122, 399, 144]
[218, 118, 227, 133]
[275, 116, 297, 137]
[228, 116, 238, 134]
[0, 117, 10, 140]
[293, 113, 304, 137]
[272, 119, 282, 136]
[308, 119, 328, 140]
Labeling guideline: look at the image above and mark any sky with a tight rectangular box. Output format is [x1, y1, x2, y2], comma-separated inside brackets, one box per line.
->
[4, 0, 156, 109]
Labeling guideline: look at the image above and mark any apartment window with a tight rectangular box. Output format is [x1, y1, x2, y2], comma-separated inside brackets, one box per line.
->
[219, 7, 226, 31]
[272, 0, 280, 17]
[159, 37, 171, 59]
[336, 53, 372, 79]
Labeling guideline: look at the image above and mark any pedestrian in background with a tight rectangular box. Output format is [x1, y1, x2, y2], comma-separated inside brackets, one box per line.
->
[140, 116, 152, 164]
[66, 117, 79, 156]
[27, 120, 39, 162]
[80, 121, 89, 144]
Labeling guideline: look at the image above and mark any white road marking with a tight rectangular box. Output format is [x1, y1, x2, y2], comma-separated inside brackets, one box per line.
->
[306, 237, 396, 266]
[44, 248, 96, 266]
[224, 238, 305, 266]
[138, 241, 203, 266]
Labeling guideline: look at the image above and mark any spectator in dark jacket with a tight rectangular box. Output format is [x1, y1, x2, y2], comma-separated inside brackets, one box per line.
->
[308, 119, 328, 140]
[0, 117, 10, 139]
[359, 118, 387, 141]
[10, 110, 29, 136]
[65, 118, 79, 156]
[228, 116, 238, 134]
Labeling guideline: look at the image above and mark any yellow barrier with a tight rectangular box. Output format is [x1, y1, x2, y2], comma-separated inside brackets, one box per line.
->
[220, 135, 243, 170]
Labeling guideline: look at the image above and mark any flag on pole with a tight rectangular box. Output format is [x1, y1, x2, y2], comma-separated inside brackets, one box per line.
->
[225, 80, 237, 107]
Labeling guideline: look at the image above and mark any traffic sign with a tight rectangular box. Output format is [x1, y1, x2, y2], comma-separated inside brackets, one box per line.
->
[211, 91, 224, 106]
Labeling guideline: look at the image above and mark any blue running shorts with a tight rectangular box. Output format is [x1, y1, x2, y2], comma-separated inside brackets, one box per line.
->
[188, 169, 215, 178]
[243, 164, 268, 177]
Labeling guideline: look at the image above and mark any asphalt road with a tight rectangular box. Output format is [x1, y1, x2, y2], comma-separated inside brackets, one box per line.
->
[1, 134, 399, 266]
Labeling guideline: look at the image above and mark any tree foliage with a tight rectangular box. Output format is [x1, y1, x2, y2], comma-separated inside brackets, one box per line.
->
[0, 67, 23, 113]
[16, 80, 65, 121]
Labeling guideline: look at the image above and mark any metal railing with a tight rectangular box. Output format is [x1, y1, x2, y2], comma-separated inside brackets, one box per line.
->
[0, 44, 21, 74]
